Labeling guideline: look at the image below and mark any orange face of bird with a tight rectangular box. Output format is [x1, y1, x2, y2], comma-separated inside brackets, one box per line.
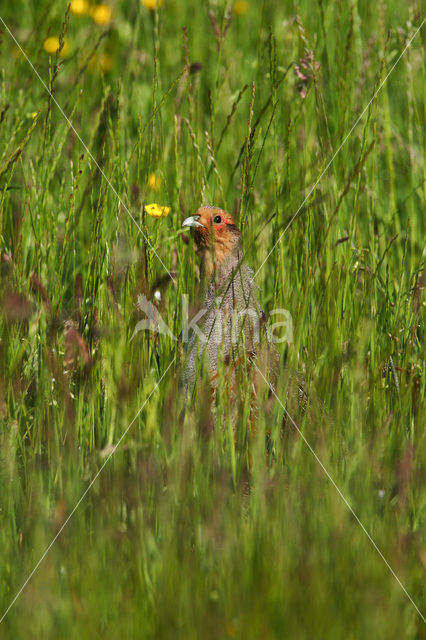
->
[182, 206, 241, 267]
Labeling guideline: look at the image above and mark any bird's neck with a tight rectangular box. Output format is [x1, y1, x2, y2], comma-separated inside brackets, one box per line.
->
[199, 246, 243, 290]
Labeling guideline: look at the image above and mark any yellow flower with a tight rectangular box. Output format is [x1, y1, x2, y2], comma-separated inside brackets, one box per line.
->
[144, 203, 170, 218]
[148, 172, 161, 191]
[100, 53, 112, 71]
[233, 0, 248, 15]
[88, 52, 112, 72]
[141, 0, 163, 10]
[70, 0, 89, 16]
[43, 37, 69, 56]
[91, 4, 112, 25]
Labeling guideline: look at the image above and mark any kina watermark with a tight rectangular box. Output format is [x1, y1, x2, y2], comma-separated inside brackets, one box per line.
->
[130, 293, 293, 345]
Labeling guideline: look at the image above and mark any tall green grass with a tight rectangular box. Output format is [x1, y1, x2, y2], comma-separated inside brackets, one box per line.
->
[0, 1, 425, 637]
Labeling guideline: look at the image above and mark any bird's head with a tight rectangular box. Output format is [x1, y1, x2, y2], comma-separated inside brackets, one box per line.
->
[182, 206, 241, 277]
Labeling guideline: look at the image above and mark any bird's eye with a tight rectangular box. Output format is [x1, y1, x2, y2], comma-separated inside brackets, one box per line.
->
[213, 215, 222, 224]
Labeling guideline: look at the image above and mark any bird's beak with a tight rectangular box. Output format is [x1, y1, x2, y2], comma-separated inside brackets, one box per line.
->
[182, 215, 204, 228]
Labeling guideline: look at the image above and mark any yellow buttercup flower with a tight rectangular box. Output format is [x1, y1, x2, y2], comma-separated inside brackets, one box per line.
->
[141, 0, 163, 10]
[91, 4, 112, 24]
[88, 52, 113, 72]
[98, 53, 112, 71]
[70, 0, 89, 16]
[233, 0, 248, 15]
[148, 172, 161, 191]
[144, 203, 170, 218]
[43, 37, 69, 56]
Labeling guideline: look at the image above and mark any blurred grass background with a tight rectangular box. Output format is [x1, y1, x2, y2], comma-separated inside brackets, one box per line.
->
[0, 0, 425, 637]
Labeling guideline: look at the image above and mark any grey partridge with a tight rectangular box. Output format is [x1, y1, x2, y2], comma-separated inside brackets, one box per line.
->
[181, 205, 271, 396]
